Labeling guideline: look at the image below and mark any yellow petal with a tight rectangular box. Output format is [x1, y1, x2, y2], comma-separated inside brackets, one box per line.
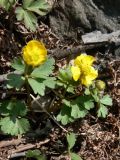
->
[71, 66, 81, 81]
[80, 66, 98, 87]
[74, 54, 96, 68]
[23, 40, 47, 67]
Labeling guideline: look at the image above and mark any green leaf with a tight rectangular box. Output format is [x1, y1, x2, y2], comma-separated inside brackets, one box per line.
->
[61, 99, 88, 122]
[97, 104, 108, 118]
[9, 0, 15, 4]
[0, 117, 30, 135]
[84, 101, 94, 110]
[11, 57, 25, 72]
[24, 0, 51, 16]
[76, 95, 94, 110]
[71, 104, 81, 118]
[29, 58, 55, 94]
[43, 77, 56, 89]
[0, 0, 15, 11]
[57, 105, 74, 125]
[9, 101, 27, 117]
[62, 99, 71, 107]
[0, 0, 9, 10]
[28, 78, 45, 96]
[71, 104, 88, 119]
[23, 0, 34, 8]
[0, 100, 27, 117]
[71, 152, 82, 160]
[84, 88, 90, 95]
[100, 95, 112, 106]
[15, 7, 24, 21]
[56, 80, 64, 87]
[15, 7, 37, 31]
[7, 74, 25, 90]
[67, 133, 76, 150]
[26, 149, 46, 160]
[0, 100, 14, 116]
[31, 58, 55, 78]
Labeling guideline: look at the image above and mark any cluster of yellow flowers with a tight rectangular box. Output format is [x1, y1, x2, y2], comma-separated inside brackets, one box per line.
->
[71, 54, 98, 87]
[22, 40, 98, 87]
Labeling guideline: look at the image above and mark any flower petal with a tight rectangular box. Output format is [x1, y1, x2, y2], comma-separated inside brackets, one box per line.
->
[71, 66, 81, 81]
[80, 66, 98, 87]
[74, 54, 96, 68]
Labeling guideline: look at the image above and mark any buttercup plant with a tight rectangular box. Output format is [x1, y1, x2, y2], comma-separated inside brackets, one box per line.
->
[23, 40, 48, 105]
[0, 40, 56, 135]
[57, 54, 112, 125]
[0, 42, 112, 135]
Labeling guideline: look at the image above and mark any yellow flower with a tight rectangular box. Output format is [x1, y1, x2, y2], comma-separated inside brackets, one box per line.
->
[71, 54, 98, 87]
[71, 66, 81, 81]
[23, 40, 47, 67]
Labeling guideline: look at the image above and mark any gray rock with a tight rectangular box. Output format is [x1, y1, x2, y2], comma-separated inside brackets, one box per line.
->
[82, 30, 120, 44]
[49, 0, 120, 40]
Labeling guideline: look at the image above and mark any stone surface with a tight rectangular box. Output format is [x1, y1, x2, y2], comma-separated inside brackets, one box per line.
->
[49, 0, 120, 40]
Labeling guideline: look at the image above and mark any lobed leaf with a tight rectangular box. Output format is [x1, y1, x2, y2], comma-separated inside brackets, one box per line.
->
[0, 100, 27, 117]
[11, 57, 25, 72]
[31, 58, 55, 78]
[97, 104, 108, 118]
[76, 95, 94, 110]
[43, 77, 56, 89]
[100, 95, 112, 106]
[71, 104, 88, 119]
[0, 0, 15, 11]
[28, 58, 56, 95]
[15, 7, 37, 31]
[23, 0, 34, 8]
[57, 105, 74, 125]
[67, 133, 76, 150]
[7, 74, 25, 90]
[24, 0, 51, 16]
[0, 117, 30, 135]
[28, 78, 45, 96]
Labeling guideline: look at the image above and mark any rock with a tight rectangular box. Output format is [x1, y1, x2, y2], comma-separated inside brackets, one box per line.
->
[49, 0, 120, 40]
[82, 30, 120, 44]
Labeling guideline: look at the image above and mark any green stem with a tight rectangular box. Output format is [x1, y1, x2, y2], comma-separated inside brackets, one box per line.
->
[24, 65, 31, 108]
[63, 84, 69, 97]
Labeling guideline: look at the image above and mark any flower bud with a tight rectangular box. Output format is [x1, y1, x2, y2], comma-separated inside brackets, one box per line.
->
[95, 80, 106, 90]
